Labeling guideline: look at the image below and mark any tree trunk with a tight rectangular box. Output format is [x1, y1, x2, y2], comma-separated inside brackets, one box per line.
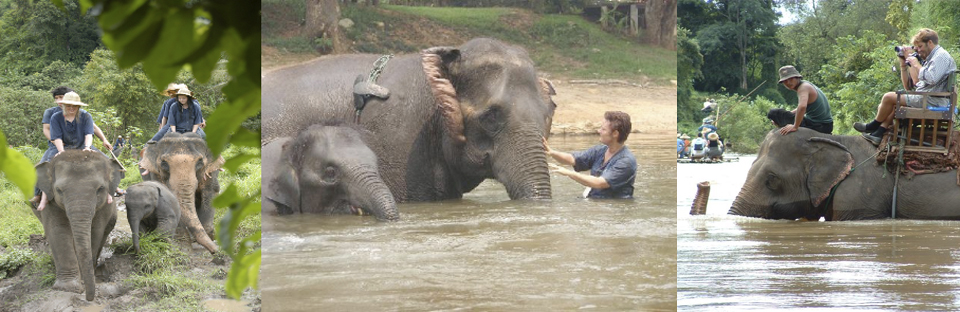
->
[644, 0, 677, 49]
[305, 0, 340, 53]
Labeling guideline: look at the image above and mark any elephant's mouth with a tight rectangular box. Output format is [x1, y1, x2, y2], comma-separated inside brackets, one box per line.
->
[332, 199, 368, 217]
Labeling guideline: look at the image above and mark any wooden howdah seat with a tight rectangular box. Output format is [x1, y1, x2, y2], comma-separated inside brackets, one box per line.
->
[892, 70, 958, 154]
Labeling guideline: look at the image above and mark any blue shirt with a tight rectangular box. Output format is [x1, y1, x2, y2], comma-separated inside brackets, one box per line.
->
[166, 100, 203, 133]
[156, 97, 178, 124]
[42, 106, 63, 149]
[572, 145, 637, 199]
[49, 109, 95, 149]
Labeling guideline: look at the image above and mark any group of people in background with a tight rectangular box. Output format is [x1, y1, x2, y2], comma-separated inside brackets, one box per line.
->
[677, 117, 724, 161]
[30, 83, 207, 208]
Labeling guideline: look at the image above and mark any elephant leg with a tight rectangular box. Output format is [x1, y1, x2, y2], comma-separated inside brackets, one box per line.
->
[43, 208, 82, 293]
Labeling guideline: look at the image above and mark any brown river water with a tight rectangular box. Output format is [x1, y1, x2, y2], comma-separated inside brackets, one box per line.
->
[261, 134, 677, 311]
[678, 155, 960, 311]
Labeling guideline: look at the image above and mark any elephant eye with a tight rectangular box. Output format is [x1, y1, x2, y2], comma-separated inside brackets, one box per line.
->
[160, 161, 170, 172]
[322, 166, 338, 183]
[479, 107, 505, 135]
[765, 173, 781, 191]
[195, 159, 204, 171]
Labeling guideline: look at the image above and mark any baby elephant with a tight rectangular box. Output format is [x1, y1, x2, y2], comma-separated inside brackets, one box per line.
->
[262, 124, 399, 221]
[125, 181, 180, 254]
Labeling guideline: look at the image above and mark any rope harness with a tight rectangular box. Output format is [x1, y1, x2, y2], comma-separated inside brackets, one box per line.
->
[353, 54, 394, 123]
[823, 139, 906, 219]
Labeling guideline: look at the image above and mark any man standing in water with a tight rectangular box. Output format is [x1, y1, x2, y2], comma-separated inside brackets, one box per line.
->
[543, 111, 637, 199]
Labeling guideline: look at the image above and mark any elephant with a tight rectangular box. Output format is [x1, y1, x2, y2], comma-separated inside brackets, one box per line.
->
[125, 181, 181, 254]
[140, 132, 223, 253]
[263, 38, 557, 202]
[34, 150, 124, 301]
[729, 128, 960, 220]
[262, 124, 399, 221]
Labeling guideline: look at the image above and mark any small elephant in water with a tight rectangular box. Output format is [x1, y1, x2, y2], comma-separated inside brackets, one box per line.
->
[262, 124, 399, 221]
[34, 150, 124, 301]
[125, 181, 180, 254]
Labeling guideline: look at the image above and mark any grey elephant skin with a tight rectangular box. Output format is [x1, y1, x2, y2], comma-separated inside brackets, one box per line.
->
[125, 181, 181, 254]
[263, 38, 557, 202]
[262, 124, 399, 221]
[141, 132, 223, 253]
[34, 150, 124, 301]
[730, 128, 960, 220]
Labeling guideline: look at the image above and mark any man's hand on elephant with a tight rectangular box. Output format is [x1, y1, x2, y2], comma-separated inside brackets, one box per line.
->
[103, 141, 113, 151]
[779, 124, 798, 135]
[548, 163, 572, 176]
[542, 136, 553, 155]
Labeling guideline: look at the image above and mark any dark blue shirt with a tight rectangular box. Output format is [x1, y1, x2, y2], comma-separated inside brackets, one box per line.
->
[42, 106, 63, 149]
[49, 109, 95, 149]
[156, 97, 178, 124]
[166, 100, 203, 133]
[572, 145, 637, 199]
[697, 124, 718, 135]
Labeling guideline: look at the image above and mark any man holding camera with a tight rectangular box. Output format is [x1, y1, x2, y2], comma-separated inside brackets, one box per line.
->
[855, 28, 957, 145]
[767, 65, 834, 135]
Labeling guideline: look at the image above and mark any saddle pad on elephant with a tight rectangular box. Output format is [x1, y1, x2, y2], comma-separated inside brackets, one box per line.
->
[876, 131, 960, 184]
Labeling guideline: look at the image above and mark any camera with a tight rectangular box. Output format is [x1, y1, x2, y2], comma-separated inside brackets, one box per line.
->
[895, 45, 918, 59]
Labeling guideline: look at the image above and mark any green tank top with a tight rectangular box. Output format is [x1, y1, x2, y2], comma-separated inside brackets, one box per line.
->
[802, 81, 832, 124]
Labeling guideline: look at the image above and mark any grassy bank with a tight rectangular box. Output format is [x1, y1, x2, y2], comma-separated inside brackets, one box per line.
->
[261, 1, 675, 83]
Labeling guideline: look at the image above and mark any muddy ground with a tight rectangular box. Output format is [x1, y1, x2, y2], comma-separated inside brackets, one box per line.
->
[0, 198, 259, 312]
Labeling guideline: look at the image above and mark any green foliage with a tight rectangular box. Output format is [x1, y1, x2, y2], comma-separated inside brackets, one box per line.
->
[0, 133, 38, 200]
[0, 185, 42, 248]
[0, 248, 35, 279]
[0, 87, 53, 149]
[127, 270, 216, 298]
[886, 0, 913, 40]
[134, 233, 190, 273]
[0, 0, 100, 75]
[718, 95, 778, 153]
[677, 26, 703, 123]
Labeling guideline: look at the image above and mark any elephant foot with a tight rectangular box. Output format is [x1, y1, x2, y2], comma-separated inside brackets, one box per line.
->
[52, 278, 83, 294]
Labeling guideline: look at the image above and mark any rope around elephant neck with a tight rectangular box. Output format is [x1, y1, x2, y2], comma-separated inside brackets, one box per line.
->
[823, 140, 892, 219]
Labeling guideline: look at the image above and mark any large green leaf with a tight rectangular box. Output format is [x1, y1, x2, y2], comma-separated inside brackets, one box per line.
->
[0, 131, 37, 200]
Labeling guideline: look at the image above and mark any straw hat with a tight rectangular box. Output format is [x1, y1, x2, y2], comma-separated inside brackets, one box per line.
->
[778, 65, 802, 83]
[164, 83, 179, 95]
[176, 87, 193, 97]
[680, 134, 690, 140]
[57, 92, 88, 106]
[701, 127, 712, 134]
[708, 132, 719, 141]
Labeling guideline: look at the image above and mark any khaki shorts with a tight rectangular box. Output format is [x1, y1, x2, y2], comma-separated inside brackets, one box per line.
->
[903, 94, 950, 108]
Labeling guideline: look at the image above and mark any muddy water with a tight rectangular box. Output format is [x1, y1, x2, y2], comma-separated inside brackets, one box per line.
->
[678, 156, 960, 310]
[261, 134, 676, 311]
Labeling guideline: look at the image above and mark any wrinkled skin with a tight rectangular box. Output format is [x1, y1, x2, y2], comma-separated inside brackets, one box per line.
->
[125, 181, 181, 254]
[263, 38, 557, 202]
[34, 150, 124, 301]
[141, 132, 223, 253]
[730, 128, 960, 220]
[262, 125, 399, 221]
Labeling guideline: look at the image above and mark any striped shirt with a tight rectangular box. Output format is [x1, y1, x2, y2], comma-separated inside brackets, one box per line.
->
[916, 45, 956, 93]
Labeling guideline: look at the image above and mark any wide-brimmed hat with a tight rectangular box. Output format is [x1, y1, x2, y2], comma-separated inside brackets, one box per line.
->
[680, 134, 690, 139]
[708, 132, 719, 141]
[57, 92, 88, 106]
[176, 87, 193, 97]
[702, 117, 714, 124]
[701, 127, 712, 134]
[778, 65, 802, 83]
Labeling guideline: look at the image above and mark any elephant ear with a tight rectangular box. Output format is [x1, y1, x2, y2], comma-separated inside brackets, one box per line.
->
[421, 46, 466, 144]
[538, 77, 558, 138]
[35, 161, 55, 197]
[140, 144, 161, 176]
[805, 137, 854, 207]
[266, 140, 301, 215]
[108, 158, 125, 193]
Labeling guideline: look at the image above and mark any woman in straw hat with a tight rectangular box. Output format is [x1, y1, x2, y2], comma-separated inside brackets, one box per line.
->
[38, 91, 119, 210]
[705, 132, 724, 160]
[149, 83, 195, 143]
[166, 86, 205, 138]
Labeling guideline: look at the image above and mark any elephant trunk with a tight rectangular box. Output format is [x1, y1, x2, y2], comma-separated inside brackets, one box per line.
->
[348, 166, 399, 221]
[495, 129, 552, 200]
[65, 200, 96, 301]
[175, 183, 219, 253]
[729, 183, 761, 217]
[128, 213, 141, 254]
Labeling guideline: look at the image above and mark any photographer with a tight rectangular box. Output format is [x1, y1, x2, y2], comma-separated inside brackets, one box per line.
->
[854, 28, 957, 145]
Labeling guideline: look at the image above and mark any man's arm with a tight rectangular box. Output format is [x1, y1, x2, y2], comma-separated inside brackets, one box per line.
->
[43, 124, 51, 141]
[550, 164, 610, 189]
[159, 117, 167, 131]
[92, 124, 112, 151]
[83, 134, 93, 151]
[781, 84, 811, 135]
[192, 124, 200, 132]
[543, 137, 575, 166]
